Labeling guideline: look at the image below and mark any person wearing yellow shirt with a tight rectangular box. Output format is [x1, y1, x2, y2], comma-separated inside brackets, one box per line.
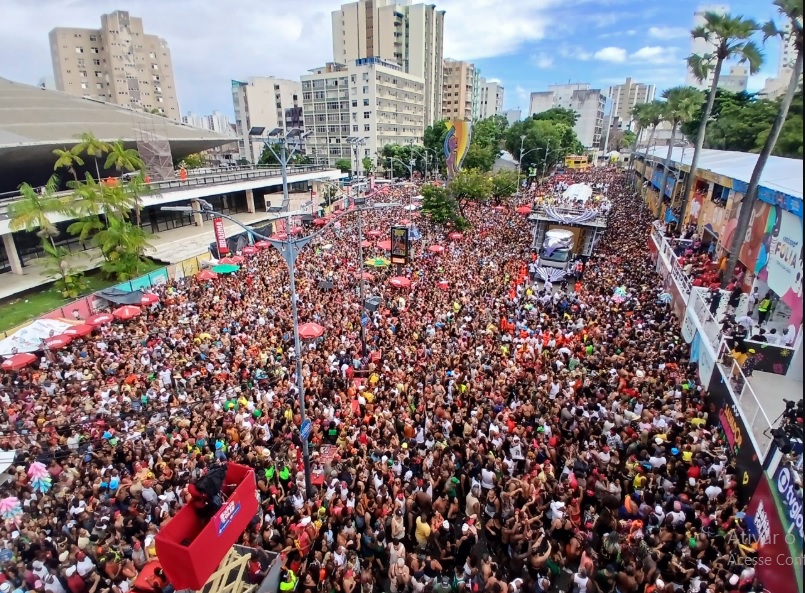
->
[415, 513, 431, 548]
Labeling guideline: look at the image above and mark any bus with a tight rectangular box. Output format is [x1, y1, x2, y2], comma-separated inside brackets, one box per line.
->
[564, 155, 590, 170]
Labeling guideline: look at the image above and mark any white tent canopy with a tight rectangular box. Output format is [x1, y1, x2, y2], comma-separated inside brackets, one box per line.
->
[0, 319, 73, 356]
[562, 183, 593, 203]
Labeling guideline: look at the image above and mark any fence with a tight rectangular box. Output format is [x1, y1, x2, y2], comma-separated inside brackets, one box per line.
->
[0, 252, 212, 338]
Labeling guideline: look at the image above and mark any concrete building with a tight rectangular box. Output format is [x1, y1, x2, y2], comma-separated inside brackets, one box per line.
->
[607, 78, 655, 131]
[503, 109, 522, 125]
[302, 58, 425, 170]
[49, 10, 180, 119]
[441, 59, 480, 120]
[718, 65, 749, 93]
[529, 84, 606, 149]
[206, 111, 232, 134]
[183, 111, 207, 129]
[332, 0, 444, 126]
[478, 77, 504, 120]
[37, 76, 56, 90]
[231, 77, 303, 164]
[761, 19, 801, 99]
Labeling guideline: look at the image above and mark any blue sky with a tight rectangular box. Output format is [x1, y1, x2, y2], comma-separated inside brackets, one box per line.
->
[0, 0, 790, 118]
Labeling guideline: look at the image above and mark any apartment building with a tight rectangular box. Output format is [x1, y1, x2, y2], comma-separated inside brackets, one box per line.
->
[441, 59, 480, 121]
[332, 0, 444, 126]
[607, 77, 655, 131]
[762, 19, 802, 99]
[478, 77, 504, 119]
[49, 10, 180, 118]
[302, 58, 425, 169]
[231, 77, 303, 164]
[529, 83, 606, 149]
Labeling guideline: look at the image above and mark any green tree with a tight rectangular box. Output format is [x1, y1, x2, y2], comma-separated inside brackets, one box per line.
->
[463, 143, 497, 172]
[94, 216, 154, 281]
[504, 118, 579, 178]
[361, 156, 375, 173]
[182, 153, 205, 169]
[450, 168, 492, 215]
[726, 0, 803, 285]
[532, 107, 578, 127]
[620, 130, 637, 151]
[73, 132, 110, 181]
[42, 241, 88, 298]
[423, 120, 448, 175]
[657, 86, 705, 217]
[105, 140, 145, 173]
[491, 170, 519, 203]
[680, 11, 763, 222]
[53, 147, 85, 183]
[755, 91, 803, 157]
[334, 158, 352, 174]
[421, 184, 459, 224]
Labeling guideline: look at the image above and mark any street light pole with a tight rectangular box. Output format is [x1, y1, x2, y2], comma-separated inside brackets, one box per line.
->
[517, 134, 526, 196]
[356, 202, 368, 356]
[260, 127, 312, 214]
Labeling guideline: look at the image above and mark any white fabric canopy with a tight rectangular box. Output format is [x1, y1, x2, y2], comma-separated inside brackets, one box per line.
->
[0, 319, 72, 356]
[562, 183, 593, 203]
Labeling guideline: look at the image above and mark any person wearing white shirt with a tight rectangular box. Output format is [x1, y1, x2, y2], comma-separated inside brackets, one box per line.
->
[704, 480, 723, 500]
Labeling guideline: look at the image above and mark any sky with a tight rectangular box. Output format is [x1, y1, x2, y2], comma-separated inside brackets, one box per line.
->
[0, 0, 789, 119]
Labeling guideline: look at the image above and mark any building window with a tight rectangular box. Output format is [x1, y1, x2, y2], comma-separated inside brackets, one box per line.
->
[80, 82, 88, 89]
[151, 64, 159, 70]
[89, 35, 97, 42]
[79, 70, 87, 77]
[364, 124, 371, 132]
[362, 86, 368, 94]
[75, 47, 84, 53]
[353, 125, 359, 132]
[94, 71, 103, 77]
[363, 98, 369, 106]
[90, 47, 99, 54]
[352, 100, 357, 107]
[93, 59, 101, 66]
[363, 111, 370, 119]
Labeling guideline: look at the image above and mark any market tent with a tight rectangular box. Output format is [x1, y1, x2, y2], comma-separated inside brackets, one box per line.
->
[562, 183, 593, 203]
[96, 288, 146, 305]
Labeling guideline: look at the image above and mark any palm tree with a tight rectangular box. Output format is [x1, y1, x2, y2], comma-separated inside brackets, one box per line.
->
[725, 0, 803, 286]
[657, 87, 705, 218]
[104, 140, 145, 173]
[94, 216, 154, 280]
[628, 102, 661, 181]
[53, 148, 85, 182]
[8, 177, 70, 245]
[73, 132, 110, 181]
[639, 101, 668, 199]
[679, 12, 763, 222]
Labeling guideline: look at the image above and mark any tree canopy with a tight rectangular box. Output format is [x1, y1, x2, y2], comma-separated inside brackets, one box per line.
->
[504, 112, 584, 175]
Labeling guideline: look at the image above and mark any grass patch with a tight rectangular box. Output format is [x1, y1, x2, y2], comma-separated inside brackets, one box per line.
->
[0, 261, 162, 334]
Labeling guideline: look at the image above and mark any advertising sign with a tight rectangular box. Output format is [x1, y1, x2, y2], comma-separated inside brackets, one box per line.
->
[214, 500, 241, 536]
[697, 334, 715, 387]
[390, 225, 409, 265]
[681, 307, 697, 343]
[767, 209, 802, 301]
[744, 470, 803, 593]
[213, 218, 229, 255]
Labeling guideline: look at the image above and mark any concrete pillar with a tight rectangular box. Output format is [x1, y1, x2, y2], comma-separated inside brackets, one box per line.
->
[2, 233, 23, 275]
[190, 200, 204, 227]
[245, 189, 255, 213]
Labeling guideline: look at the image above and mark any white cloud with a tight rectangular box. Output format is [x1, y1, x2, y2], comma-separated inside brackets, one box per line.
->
[630, 46, 681, 65]
[594, 47, 628, 63]
[648, 26, 690, 40]
[531, 52, 554, 69]
[559, 45, 593, 61]
[516, 85, 530, 107]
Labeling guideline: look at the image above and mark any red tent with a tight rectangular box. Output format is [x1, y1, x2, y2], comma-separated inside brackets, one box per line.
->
[155, 464, 258, 590]
[220, 255, 244, 265]
[448, 232, 463, 240]
[376, 240, 392, 251]
[428, 245, 445, 253]
[389, 277, 411, 289]
[241, 246, 259, 255]
[113, 305, 142, 321]
[86, 313, 114, 326]
[1, 353, 37, 371]
[516, 205, 532, 215]
[254, 240, 271, 249]
[272, 232, 288, 240]
[196, 269, 217, 281]
[63, 324, 94, 338]
[367, 230, 383, 238]
[290, 226, 304, 235]
[298, 322, 325, 339]
[360, 240, 373, 248]
[44, 334, 73, 350]
[140, 293, 159, 306]
[313, 218, 327, 226]
[360, 272, 375, 281]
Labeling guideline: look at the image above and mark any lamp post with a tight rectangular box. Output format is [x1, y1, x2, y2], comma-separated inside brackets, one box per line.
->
[411, 146, 437, 181]
[251, 127, 312, 212]
[346, 137, 367, 179]
[516, 134, 527, 196]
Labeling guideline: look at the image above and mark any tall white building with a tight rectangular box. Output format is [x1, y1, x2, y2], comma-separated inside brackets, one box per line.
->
[206, 111, 232, 134]
[231, 77, 303, 164]
[302, 58, 425, 170]
[529, 84, 606, 149]
[183, 111, 207, 129]
[761, 19, 802, 99]
[332, 0, 444, 126]
[607, 78, 655, 130]
[478, 77, 504, 119]
[719, 65, 749, 93]
[503, 109, 521, 125]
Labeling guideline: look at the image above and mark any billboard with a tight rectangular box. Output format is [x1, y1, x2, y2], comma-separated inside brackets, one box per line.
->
[444, 120, 471, 180]
[213, 217, 229, 256]
[390, 225, 410, 265]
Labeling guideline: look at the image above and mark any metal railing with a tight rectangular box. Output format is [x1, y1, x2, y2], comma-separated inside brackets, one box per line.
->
[529, 204, 609, 227]
[0, 164, 332, 204]
[715, 338, 774, 459]
[651, 225, 693, 299]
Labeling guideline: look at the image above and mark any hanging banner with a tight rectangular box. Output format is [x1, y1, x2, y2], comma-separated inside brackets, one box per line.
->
[213, 218, 229, 255]
[390, 225, 410, 265]
[444, 120, 472, 180]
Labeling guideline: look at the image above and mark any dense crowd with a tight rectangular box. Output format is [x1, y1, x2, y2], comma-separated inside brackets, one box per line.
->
[0, 168, 769, 593]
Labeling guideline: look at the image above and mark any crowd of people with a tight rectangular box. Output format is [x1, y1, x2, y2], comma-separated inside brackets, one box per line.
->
[0, 167, 770, 593]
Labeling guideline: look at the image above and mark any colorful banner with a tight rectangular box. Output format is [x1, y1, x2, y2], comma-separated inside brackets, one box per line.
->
[213, 218, 229, 255]
[745, 469, 803, 593]
[390, 225, 410, 265]
[733, 180, 803, 219]
[444, 120, 471, 180]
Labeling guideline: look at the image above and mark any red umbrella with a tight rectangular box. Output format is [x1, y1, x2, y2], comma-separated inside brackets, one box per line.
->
[516, 205, 532, 215]
[313, 218, 327, 226]
[389, 276, 411, 289]
[2, 353, 37, 372]
[86, 313, 114, 326]
[437, 280, 449, 291]
[63, 324, 94, 338]
[290, 226, 304, 235]
[196, 269, 217, 281]
[428, 244, 445, 254]
[448, 232, 463, 240]
[360, 240, 373, 248]
[241, 246, 259, 255]
[44, 334, 72, 350]
[273, 232, 288, 240]
[360, 272, 375, 281]
[298, 322, 325, 340]
[367, 230, 383, 238]
[219, 257, 238, 265]
[140, 293, 159, 306]
[254, 240, 271, 249]
[376, 240, 392, 251]
[113, 305, 142, 321]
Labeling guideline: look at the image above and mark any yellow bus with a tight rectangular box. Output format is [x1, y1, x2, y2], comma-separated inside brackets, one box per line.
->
[564, 155, 590, 170]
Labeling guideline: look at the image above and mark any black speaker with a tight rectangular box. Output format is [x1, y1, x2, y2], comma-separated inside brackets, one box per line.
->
[364, 296, 381, 312]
